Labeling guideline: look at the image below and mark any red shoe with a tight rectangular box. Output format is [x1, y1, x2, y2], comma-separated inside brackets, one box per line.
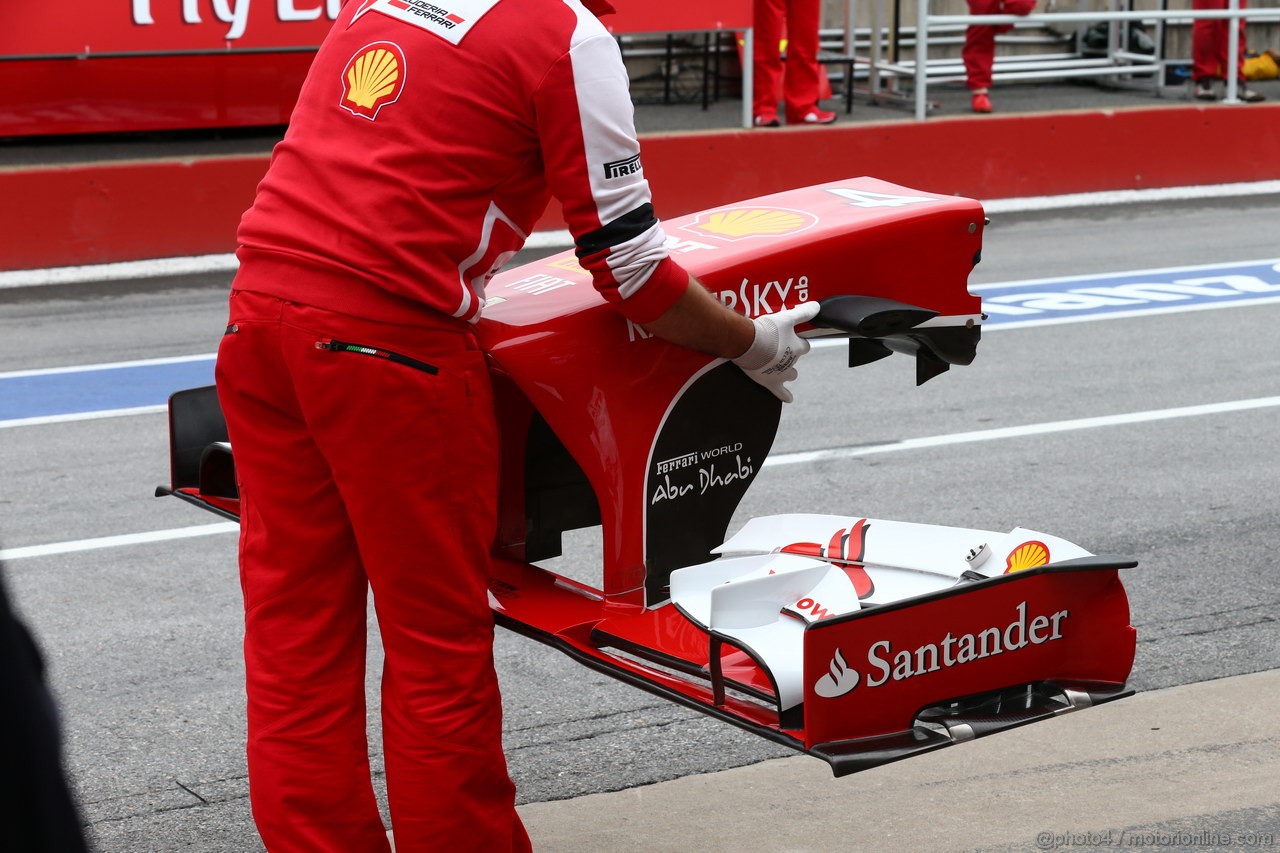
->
[797, 109, 837, 125]
[753, 113, 781, 128]
[971, 92, 993, 113]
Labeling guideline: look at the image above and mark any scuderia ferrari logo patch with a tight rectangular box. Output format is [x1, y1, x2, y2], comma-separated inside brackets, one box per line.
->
[340, 42, 407, 120]
[355, 0, 503, 46]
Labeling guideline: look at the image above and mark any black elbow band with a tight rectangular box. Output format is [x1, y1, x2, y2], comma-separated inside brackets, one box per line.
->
[575, 204, 658, 259]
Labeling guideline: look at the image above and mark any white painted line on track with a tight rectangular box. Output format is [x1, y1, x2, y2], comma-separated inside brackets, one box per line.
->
[0, 253, 238, 289]
[968, 294, 1280, 332]
[808, 290, 1280, 345]
[979, 180, 1280, 215]
[0, 405, 166, 430]
[9, 394, 1280, 560]
[0, 522, 239, 562]
[3, 181, 1277, 290]
[764, 394, 1280, 467]
[969, 256, 1280, 289]
[11, 281, 1277, 375]
[8, 256, 1279, 424]
[0, 232, 574, 289]
[0, 353, 215, 380]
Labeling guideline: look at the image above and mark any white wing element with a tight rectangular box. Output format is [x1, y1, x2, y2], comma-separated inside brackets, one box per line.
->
[714, 514, 1092, 581]
[668, 514, 1096, 711]
[670, 553, 856, 630]
[669, 553, 864, 710]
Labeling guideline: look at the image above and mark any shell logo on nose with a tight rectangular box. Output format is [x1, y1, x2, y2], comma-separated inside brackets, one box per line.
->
[681, 207, 818, 242]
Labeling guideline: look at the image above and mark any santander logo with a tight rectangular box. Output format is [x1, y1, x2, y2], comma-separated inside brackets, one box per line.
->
[812, 600, 1070, 699]
[814, 649, 860, 698]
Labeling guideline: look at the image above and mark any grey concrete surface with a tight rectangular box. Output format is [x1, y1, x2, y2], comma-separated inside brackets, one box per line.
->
[2, 177, 1278, 851]
[519, 670, 1280, 852]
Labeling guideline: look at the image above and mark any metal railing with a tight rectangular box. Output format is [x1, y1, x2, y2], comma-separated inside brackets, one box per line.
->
[908, 0, 1280, 118]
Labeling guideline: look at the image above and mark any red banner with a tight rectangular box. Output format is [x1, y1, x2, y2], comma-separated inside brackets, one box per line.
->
[2, 1, 343, 57]
[0, 0, 752, 137]
[3, 1, 751, 58]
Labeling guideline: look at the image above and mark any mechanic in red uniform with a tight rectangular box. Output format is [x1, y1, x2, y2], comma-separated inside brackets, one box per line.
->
[752, 0, 837, 126]
[214, 1, 819, 851]
[1191, 0, 1265, 101]
[962, 0, 1036, 113]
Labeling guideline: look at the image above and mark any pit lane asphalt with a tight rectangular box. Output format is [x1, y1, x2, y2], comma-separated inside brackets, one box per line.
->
[2, 192, 1278, 851]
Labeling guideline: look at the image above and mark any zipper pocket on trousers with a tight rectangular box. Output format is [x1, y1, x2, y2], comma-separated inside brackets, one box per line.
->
[315, 338, 440, 375]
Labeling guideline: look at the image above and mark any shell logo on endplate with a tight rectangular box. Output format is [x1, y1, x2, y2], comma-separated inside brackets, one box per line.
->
[340, 42, 407, 120]
[681, 207, 819, 242]
[1004, 540, 1050, 574]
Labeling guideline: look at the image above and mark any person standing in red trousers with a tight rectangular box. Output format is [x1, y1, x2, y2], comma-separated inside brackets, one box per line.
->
[215, 1, 821, 851]
[1192, 0, 1266, 101]
[962, 0, 1037, 113]
[753, 0, 838, 126]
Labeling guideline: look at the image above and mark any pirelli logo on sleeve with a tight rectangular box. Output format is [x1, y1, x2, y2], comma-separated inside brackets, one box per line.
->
[603, 154, 643, 180]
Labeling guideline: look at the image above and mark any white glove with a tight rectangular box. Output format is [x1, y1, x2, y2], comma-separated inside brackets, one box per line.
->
[731, 302, 821, 403]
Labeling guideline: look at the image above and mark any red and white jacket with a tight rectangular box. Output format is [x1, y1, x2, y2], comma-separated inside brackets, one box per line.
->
[236, 0, 688, 324]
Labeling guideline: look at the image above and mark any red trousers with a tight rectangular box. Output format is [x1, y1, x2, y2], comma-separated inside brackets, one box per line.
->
[753, 0, 823, 122]
[215, 286, 529, 853]
[1193, 0, 1248, 82]
[962, 0, 1035, 91]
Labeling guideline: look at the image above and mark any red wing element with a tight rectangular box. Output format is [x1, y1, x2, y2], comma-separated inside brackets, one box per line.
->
[158, 179, 1137, 780]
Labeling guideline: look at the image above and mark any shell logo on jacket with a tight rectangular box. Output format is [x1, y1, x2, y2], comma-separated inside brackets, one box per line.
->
[237, 0, 689, 328]
[340, 41, 407, 119]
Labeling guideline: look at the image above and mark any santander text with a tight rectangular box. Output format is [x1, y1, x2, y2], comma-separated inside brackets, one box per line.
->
[864, 601, 1068, 687]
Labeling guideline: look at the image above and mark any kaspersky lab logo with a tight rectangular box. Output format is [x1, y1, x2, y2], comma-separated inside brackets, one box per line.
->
[812, 601, 1071, 699]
